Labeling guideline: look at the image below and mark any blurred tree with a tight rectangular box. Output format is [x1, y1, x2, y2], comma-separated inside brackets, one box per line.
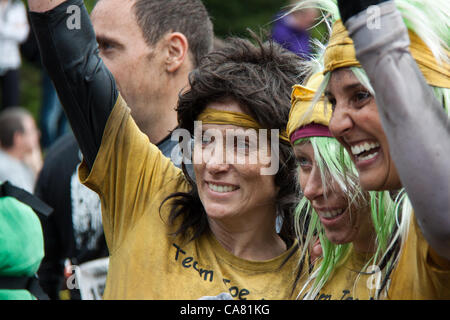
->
[203, 0, 286, 38]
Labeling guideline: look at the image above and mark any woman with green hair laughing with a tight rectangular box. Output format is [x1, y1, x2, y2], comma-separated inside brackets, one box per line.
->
[288, 70, 399, 300]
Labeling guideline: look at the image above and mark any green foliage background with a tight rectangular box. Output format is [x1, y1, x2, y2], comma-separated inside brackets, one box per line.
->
[14, 0, 326, 124]
[205, 0, 286, 38]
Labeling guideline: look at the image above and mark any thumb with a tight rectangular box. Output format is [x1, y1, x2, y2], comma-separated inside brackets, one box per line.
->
[310, 239, 323, 264]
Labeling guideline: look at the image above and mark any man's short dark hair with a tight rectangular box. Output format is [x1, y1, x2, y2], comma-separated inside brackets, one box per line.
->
[0, 107, 31, 149]
[133, 0, 214, 67]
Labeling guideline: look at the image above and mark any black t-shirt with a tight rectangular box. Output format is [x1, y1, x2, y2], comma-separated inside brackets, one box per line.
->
[35, 133, 108, 299]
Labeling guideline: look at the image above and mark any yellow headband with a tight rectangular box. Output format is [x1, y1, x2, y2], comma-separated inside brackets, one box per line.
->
[197, 108, 290, 143]
[324, 20, 450, 88]
[286, 72, 332, 140]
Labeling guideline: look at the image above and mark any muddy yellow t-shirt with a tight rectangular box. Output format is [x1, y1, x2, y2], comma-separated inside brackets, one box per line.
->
[78, 95, 305, 299]
[308, 215, 450, 300]
[387, 216, 450, 299]
[305, 250, 373, 300]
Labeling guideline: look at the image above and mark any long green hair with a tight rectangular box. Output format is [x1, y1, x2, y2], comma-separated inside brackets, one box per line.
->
[293, 0, 448, 299]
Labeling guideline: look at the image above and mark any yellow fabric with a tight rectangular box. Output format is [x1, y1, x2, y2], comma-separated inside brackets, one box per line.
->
[324, 20, 450, 88]
[286, 72, 332, 139]
[408, 31, 450, 88]
[387, 214, 450, 300]
[78, 95, 306, 299]
[323, 20, 361, 74]
[198, 108, 290, 143]
[310, 214, 450, 300]
[307, 249, 375, 300]
[198, 108, 263, 129]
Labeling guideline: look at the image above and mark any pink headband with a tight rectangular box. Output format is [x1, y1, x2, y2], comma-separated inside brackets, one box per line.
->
[290, 124, 332, 143]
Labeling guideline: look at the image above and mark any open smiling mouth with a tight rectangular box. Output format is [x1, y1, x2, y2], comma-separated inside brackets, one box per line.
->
[318, 208, 345, 220]
[350, 142, 380, 162]
[207, 183, 239, 193]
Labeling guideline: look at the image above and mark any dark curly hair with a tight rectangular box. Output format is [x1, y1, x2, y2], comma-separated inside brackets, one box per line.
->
[161, 33, 306, 245]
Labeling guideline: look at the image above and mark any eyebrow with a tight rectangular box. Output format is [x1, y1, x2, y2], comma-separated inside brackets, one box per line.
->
[325, 82, 365, 97]
[342, 82, 366, 91]
[294, 149, 312, 161]
[96, 34, 124, 50]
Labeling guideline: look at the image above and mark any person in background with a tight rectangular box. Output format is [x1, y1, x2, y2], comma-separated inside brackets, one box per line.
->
[0, 180, 51, 300]
[0, 0, 29, 110]
[90, 0, 213, 151]
[0, 196, 45, 300]
[271, 0, 319, 59]
[39, 73, 68, 150]
[0, 107, 42, 193]
[19, 12, 68, 151]
[35, 132, 108, 300]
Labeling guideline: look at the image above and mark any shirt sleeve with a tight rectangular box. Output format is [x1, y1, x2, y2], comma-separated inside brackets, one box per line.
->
[78, 95, 188, 253]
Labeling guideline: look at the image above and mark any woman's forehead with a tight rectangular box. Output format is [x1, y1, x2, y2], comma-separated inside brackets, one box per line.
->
[206, 100, 244, 114]
[327, 68, 363, 93]
[293, 140, 313, 155]
[331, 68, 354, 80]
[200, 122, 252, 132]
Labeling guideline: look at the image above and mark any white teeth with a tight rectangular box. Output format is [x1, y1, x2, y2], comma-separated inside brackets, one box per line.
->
[358, 152, 378, 161]
[351, 142, 380, 156]
[208, 183, 237, 193]
[319, 209, 344, 219]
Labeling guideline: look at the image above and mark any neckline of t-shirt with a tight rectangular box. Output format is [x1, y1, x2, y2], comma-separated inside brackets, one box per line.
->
[205, 229, 299, 272]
